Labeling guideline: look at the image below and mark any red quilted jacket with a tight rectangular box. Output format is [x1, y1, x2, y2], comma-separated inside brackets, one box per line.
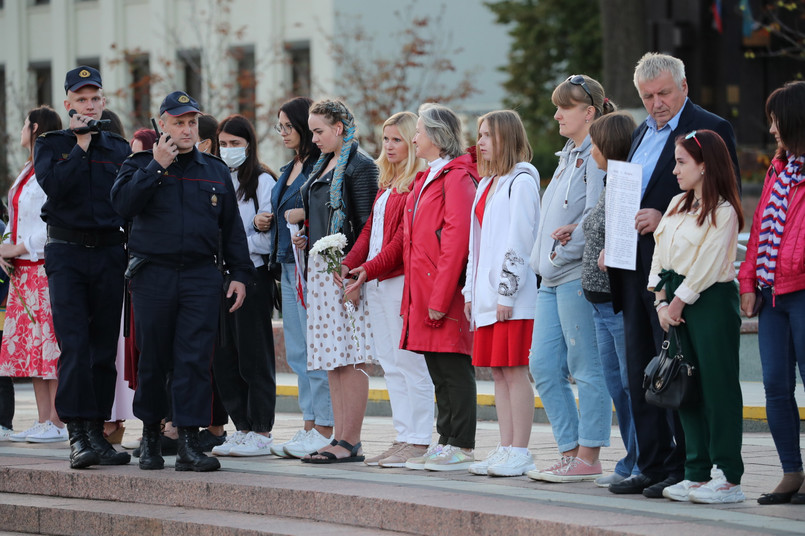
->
[738, 157, 805, 296]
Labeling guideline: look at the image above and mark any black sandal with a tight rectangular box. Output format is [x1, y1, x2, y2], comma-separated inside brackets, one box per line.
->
[300, 439, 338, 463]
[757, 490, 796, 505]
[307, 440, 365, 464]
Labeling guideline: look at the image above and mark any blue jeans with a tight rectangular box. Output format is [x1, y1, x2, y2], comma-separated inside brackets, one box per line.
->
[281, 263, 333, 426]
[759, 287, 805, 473]
[592, 302, 639, 476]
[530, 279, 611, 452]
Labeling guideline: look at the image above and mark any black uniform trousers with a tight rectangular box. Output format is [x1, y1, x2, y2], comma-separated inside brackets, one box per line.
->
[0, 378, 13, 430]
[131, 262, 221, 427]
[213, 265, 276, 433]
[46, 242, 126, 422]
[618, 266, 686, 480]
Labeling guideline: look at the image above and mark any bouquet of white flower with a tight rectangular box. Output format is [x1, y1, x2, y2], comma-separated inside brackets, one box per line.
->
[309, 233, 348, 276]
[309, 232, 361, 352]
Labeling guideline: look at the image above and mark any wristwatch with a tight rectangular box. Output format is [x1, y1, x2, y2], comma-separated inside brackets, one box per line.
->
[653, 298, 669, 311]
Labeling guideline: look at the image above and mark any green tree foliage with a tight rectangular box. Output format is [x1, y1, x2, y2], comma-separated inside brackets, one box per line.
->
[486, 0, 603, 179]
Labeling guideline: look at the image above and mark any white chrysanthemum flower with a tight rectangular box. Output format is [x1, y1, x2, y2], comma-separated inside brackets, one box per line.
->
[310, 233, 347, 256]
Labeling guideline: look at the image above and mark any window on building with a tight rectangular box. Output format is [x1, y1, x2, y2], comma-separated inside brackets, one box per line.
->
[129, 55, 151, 127]
[30, 63, 52, 107]
[180, 50, 202, 102]
[232, 46, 256, 121]
[287, 41, 311, 97]
[0, 67, 7, 193]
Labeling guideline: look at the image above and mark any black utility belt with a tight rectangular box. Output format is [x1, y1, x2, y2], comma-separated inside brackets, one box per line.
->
[47, 226, 125, 248]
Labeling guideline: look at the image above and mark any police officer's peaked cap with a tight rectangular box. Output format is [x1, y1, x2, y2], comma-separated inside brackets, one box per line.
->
[64, 65, 102, 94]
[160, 91, 201, 116]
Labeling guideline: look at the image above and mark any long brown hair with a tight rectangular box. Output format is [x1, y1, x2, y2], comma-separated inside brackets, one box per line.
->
[26, 105, 62, 160]
[670, 129, 743, 229]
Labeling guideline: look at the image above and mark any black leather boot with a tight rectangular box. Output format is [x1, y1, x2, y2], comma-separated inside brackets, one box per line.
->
[86, 420, 131, 465]
[67, 421, 100, 469]
[175, 426, 220, 472]
[138, 422, 164, 470]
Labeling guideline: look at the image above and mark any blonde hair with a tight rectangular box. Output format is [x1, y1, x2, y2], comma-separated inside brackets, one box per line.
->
[476, 110, 533, 177]
[376, 111, 425, 193]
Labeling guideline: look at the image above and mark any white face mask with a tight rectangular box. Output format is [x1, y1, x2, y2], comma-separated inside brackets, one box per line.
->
[220, 146, 247, 169]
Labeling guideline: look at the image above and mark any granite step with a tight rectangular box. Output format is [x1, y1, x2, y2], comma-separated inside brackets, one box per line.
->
[1, 450, 804, 536]
[0, 492, 404, 536]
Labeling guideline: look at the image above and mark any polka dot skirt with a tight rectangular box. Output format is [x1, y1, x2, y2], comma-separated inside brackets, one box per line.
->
[306, 253, 372, 371]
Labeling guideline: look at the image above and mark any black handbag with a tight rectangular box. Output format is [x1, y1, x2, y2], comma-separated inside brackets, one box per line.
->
[643, 326, 699, 410]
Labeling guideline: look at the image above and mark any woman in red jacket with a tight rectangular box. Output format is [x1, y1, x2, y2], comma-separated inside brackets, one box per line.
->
[366, 103, 478, 471]
[339, 111, 433, 468]
[739, 81, 805, 505]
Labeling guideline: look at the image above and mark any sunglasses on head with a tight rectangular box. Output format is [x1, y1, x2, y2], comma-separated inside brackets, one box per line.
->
[685, 130, 702, 149]
[567, 75, 594, 106]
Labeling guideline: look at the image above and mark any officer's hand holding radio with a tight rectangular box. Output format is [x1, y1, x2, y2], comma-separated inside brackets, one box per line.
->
[153, 132, 178, 170]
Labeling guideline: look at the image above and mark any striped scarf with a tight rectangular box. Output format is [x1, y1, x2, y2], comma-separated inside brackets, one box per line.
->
[756, 154, 805, 286]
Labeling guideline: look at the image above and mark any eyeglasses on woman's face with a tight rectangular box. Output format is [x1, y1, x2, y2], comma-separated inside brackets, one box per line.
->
[274, 122, 294, 135]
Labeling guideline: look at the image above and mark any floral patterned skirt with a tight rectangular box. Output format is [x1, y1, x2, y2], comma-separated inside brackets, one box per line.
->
[306, 253, 372, 371]
[0, 263, 60, 379]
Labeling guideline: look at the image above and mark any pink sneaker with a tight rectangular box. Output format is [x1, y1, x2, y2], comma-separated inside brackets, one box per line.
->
[527, 456, 602, 482]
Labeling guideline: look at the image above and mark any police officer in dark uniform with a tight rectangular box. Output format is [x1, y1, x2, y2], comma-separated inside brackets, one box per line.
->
[111, 91, 253, 472]
[34, 66, 131, 469]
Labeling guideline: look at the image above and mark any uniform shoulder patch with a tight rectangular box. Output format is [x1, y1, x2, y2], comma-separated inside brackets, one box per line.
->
[201, 152, 227, 165]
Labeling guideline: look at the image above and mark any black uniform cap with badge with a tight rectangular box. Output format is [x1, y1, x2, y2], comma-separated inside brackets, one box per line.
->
[159, 91, 201, 117]
[64, 65, 103, 94]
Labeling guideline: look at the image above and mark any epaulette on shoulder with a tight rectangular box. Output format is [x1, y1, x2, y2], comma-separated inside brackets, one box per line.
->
[127, 149, 154, 159]
[201, 152, 227, 165]
[38, 129, 71, 138]
[107, 132, 130, 144]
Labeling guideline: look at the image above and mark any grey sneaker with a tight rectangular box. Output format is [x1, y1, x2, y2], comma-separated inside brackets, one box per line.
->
[595, 473, 628, 488]
[364, 441, 405, 466]
[424, 445, 475, 472]
[379, 444, 428, 468]
[405, 444, 444, 470]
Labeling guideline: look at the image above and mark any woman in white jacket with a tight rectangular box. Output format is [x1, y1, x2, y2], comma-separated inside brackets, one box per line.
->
[463, 110, 540, 477]
[0, 106, 64, 443]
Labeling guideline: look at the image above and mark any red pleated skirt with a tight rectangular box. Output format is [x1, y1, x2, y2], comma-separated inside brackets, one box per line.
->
[471, 319, 533, 367]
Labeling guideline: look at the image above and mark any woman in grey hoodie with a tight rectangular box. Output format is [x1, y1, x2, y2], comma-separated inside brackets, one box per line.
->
[525, 75, 616, 484]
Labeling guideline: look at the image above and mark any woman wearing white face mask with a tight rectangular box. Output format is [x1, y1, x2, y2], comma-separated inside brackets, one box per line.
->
[210, 114, 279, 457]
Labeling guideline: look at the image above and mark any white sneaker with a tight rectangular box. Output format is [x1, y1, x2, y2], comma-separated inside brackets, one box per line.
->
[688, 466, 746, 504]
[663, 479, 704, 501]
[211, 430, 247, 456]
[404, 444, 444, 470]
[26, 421, 67, 443]
[487, 450, 536, 477]
[468, 444, 508, 475]
[9, 421, 46, 442]
[271, 429, 307, 457]
[284, 428, 333, 458]
[229, 431, 273, 456]
[0, 426, 13, 441]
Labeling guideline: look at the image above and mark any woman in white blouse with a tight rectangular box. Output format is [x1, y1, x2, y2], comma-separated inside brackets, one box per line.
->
[209, 114, 278, 457]
[0, 106, 64, 443]
[648, 129, 745, 504]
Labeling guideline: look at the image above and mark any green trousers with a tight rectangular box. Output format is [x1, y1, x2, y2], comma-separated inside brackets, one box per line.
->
[659, 270, 744, 484]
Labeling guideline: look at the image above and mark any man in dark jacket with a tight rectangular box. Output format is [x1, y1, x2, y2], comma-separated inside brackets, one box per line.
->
[607, 53, 740, 497]
[111, 91, 253, 472]
[35, 66, 132, 470]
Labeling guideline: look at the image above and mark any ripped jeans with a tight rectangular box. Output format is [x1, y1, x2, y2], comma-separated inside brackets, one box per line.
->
[529, 278, 611, 452]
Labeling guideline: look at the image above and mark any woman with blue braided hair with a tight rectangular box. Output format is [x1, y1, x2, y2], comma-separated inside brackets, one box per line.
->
[293, 99, 379, 463]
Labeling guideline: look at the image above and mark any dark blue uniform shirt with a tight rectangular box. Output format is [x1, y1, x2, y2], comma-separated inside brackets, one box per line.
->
[111, 149, 253, 284]
[34, 130, 130, 231]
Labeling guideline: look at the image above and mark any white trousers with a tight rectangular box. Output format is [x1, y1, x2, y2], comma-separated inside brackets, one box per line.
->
[365, 275, 434, 445]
